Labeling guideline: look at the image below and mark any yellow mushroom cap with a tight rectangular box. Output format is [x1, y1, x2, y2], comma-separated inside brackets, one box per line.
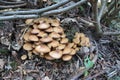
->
[67, 43, 74, 48]
[35, 45, 50, 53]
[53, 27, 64, 33]
[57, 44, 66, 50]
[25, 19, 33, 25]
[31, 28, 40, 34]
[21, 54, 27, 60]
[44, 54, 54, 60]
[73, 38, 80, 44]
[63, 47, 71, 54]
[40, 36, 53, 43]
[23, 43, 33, 50]
[34, 41, 41, 46]
[51, 19, 60, 27]
[23, 32, 30, 41]
[38, 23, 50, 29]
[37, 31, 48, 37]
[48, 40, 59, 48]
[80, 37, 90, 47]
[49, 32, 61, 39]
[29, 35, 39, 41]
[32, 24, 38, 29]
[69, 49, 76, 55]
[62, 55, 72, 61]
[61, 34, 66, 38]
[60, 38, 69, 44]
[45, 27, 53, 33]
[75, 47, 80, 51]
[32, 49, 39, 55]
[74, 32, 85, 38]
[49, 50, 62, 59]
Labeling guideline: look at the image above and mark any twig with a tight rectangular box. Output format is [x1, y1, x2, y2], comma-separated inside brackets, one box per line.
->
[103, 31, 120, 35]
[98, 0, 106, 21]
[0, 3, 27, 9]
[0, 0, 25, 4]
[2, 0, 71, 15]
[85, 70, 105, 80]
[0, 15, 39, 20]
[79, 18, 94, 26]
[41, 0, 87, 16]
[101, 0, 115, 21]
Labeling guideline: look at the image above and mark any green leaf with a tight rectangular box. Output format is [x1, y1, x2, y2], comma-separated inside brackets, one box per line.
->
[84, 56, 94, 69]
[84, 56, 94, 76]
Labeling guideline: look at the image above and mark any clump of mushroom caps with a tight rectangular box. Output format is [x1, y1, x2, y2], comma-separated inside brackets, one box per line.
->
[23, 18, 90, 61]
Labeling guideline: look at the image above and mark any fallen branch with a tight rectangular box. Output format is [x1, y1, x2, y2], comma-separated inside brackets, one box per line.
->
[103, 31, 120, 36]
[0, 0, 25, 5]
[0, 0, 88, 20]
[2, 0, 71, 15]
[0, 15, 39, 20]
[0, 3, 27, 9]
[41, 0, 87, 16]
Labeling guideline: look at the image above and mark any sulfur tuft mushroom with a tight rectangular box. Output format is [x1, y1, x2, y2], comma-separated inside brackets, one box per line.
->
[62, 55, 72, 61]
[49, 50, 62, 59]
[23, 17, 91, 61]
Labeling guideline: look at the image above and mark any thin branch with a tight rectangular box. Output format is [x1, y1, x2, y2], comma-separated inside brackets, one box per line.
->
[0, 15, 39, 20]
[41, 0, 87, 16]
[101, 0, 115, 20]
[0, 3, 27, 9]
[103, 31, 120, 36]
[98, 0, 107, 21]
[0, 0, 87, 20]
[2, 0, 71, 15]
[0, 0, 25, 4]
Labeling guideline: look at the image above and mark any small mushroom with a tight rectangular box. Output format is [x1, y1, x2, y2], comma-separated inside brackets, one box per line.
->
[32, 49, 39, 55]
[40, 36, 53, 43]
[25, 19, 33, 25]
[63, 47, 71, 54]
[44, 54, 54, 60]
[60, 38, 69, 44]
[23, 43, 33, 50]
[29, 35, 39, 41]
[75, 47, 80, 51]
[73, 38, 80, 44]
[51, 19, 60, 27]
[49, 50, 62, 59]
[31, 28, 40, 34]
[21, 54, 27, 60]
[53, 27, 63, 33]
[57, 44, 66, 50]
[45, 27, 53, 33]
[49, 32, 61, 39]
[33, 24, 38, 29]
[80, 37, 90, 47]
[35, 45, 50, 53]
[34, 41, 41, 46]
[73, 44, 77, 48]
[62, 55, 72, 61]
[48, 40, 59, 48]
[23, 32, 30, 41]
[37, 31, 48, 37]
[61, 33, 66, 38]
[38, 23, 50, 29]
[69, 49, 76, 55]
[67, 43, 74, 48]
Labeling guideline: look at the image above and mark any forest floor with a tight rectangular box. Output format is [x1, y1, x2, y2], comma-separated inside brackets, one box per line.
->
[0, 0, 120, 80]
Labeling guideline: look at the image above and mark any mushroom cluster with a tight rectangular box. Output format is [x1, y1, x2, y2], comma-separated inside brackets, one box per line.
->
[23, 18, 90, 61]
